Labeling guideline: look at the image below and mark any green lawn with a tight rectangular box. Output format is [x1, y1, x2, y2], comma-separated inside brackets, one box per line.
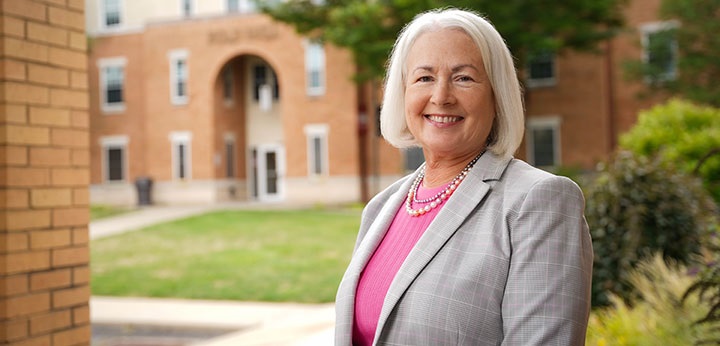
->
[91, 208, 361, 303]
[90, 204, 136, 220]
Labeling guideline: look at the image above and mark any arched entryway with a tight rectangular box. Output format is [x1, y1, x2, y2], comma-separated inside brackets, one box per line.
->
[213, 54, 284, 202]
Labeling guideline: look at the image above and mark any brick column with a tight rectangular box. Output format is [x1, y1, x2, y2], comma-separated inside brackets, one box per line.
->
[0, 0, 91, 345]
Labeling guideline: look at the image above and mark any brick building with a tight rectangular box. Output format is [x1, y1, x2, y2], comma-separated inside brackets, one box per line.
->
[87, 0, 671, 206]
[1, 0, 92, 344]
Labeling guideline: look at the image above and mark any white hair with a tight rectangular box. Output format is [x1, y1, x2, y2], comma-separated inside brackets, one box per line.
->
[380, 8, 525, 158]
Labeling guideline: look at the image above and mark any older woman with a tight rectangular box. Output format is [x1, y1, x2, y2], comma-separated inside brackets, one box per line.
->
[335, 8, 593, 346]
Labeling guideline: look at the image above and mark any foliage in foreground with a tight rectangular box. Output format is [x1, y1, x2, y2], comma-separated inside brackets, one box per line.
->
[585, 151, 717, 307]
[91, 209, 360, 303]
[620, 99, 720, 202]
[586, 255, 719, 345]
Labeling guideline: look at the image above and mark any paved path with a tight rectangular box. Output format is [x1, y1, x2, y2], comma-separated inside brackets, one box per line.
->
[90, 203, 336, 345]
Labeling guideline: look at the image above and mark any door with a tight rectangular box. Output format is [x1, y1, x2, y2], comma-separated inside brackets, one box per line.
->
[254, 144, 285, 202]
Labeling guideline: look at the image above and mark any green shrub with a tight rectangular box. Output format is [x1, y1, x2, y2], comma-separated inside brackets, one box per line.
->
[586, 151, 716, 307]
[586, 255, 719, 345]
[619, 99, 720, 202]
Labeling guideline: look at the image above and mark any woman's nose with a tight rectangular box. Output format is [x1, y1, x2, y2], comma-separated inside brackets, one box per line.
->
[430, 81, 455, 105]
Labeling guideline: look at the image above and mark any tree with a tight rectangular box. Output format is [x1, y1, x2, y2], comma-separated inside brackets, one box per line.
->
[260, 0, 628, 82]
[619, 99, 720, 202]
[625, 0, 720, 107]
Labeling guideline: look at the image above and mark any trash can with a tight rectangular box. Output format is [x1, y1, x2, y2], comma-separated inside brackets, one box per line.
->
[135, 176, 153, 206]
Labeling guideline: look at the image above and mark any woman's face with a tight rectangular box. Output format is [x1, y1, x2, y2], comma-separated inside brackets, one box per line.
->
[404, 28, 495, 158]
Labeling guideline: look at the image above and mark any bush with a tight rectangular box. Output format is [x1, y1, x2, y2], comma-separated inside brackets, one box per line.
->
[586, 255, 719, 345]
[619, 99, 720, 202]
[586, 151, 716, 307]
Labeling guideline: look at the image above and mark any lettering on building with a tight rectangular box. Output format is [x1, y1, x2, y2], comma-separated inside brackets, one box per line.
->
[208, 25, 279, 44]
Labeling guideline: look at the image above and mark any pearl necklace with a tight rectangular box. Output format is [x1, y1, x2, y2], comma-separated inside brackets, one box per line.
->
[405, 150, 485, 217]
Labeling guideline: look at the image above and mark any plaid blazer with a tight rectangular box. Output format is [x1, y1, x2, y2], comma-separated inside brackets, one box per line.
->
[335, 153, 593, 345]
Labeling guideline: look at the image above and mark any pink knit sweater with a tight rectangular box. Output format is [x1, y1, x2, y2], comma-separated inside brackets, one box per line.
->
[352, 183, 447, 346]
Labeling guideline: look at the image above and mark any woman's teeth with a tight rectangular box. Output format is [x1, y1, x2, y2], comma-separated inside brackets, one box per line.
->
[427, 115, 461, 123]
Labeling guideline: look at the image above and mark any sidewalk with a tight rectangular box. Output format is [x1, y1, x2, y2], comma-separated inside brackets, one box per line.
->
[89, 203, 336, 345]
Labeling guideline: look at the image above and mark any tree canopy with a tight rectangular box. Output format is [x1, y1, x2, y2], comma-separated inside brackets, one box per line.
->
[260, 0, 628, 82]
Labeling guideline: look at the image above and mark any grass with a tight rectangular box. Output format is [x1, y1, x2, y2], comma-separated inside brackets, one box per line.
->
[91, 208, 360, 303]
[90, 204, 136, 220]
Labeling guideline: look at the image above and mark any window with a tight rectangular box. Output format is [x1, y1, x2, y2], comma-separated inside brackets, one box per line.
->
[526, 117, 561, 168]
[404, 147, 425, 172]
[227, 0, 256, 13]
[305, 40, 326, 96]
[101, 136, 128, 182]
[227, 0, 239, 12]
[304, 124, 329, 177]
[253, 64, 279, 111]
[168, 49, 189, 105]
[642, 21, 678, 83]
[252, 65, 279, 101]
[102, 0, 122, 28]
[170, 132, 192, 180]
[182, 0, 192, 17]
[222, 66, 234, 105]
[97, 57, 127, 113]
[526, 51, 556, 88]
[225, 134, 236, 178]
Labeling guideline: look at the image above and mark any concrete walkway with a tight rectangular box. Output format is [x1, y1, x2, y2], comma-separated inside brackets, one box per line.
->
[89, 203, 336, 345]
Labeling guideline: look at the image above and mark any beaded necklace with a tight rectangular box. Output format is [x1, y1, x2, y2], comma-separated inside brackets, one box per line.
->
[405, 150, 485, 217]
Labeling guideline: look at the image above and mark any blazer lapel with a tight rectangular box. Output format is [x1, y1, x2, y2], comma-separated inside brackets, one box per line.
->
[373, 152, 511, 342]
[335, 173, 416, 343]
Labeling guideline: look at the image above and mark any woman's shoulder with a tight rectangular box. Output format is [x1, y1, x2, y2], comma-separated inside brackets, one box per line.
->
[502, 158, 582, 193]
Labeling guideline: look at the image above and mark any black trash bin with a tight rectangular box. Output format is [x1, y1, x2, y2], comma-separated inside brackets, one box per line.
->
[135, 176, 153, 206]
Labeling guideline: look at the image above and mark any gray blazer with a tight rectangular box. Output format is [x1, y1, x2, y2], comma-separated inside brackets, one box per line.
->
[335, 153, 593, 345]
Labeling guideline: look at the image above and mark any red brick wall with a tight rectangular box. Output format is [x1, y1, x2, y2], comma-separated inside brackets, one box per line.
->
[1, 0, 90, 344]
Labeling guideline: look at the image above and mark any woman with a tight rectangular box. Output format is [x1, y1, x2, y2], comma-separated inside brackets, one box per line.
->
[335, 8, 593, 346]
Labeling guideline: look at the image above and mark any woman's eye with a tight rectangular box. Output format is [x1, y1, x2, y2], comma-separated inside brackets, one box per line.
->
[456, 75, 474, 82]
[417, 76, 433, 82]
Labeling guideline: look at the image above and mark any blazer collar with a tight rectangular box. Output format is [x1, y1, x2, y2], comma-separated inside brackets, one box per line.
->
[373, 151, 512, 341]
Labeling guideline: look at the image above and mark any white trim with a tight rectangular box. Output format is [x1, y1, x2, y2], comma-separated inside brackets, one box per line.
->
[304, 39, 326, 97]
[180, 0, 195, 17]
[97, 57, 127, 114]
[99, 0, 124, 31]
[100, 135, 129, 183]
[526, 52, 557, 88]
[169, 131, 192, 180]
[256, 144, 285, 202]
[303, 123, 329, 177]
[640, 20, 680, 82]
[168, 49, 190, 105]
[526, 116, 562, 168]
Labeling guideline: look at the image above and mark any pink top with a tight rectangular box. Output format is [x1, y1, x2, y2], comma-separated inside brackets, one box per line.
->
[352, 182, 448, 346]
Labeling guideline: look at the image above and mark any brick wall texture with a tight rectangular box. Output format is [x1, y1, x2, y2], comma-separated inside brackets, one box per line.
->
[0, 0, 91, 345]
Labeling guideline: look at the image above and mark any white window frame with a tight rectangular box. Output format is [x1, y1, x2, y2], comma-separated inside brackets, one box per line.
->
[100, 0, 123, 29]
[181, 0, 194, 17]
[526, 51, 557, 88]
[526, 117, 561, 168]
[641, 21, 679, 83]
[100, 135, 129, 183]
[304, 39, 326, 97]
[169, 131, 192, 180]
[97, 57, 127, 114]
[304, 124, 329, 177]
[168, 49, 189, 105]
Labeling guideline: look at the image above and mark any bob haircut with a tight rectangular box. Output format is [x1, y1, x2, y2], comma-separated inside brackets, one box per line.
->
[380, 8, 525, 159]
